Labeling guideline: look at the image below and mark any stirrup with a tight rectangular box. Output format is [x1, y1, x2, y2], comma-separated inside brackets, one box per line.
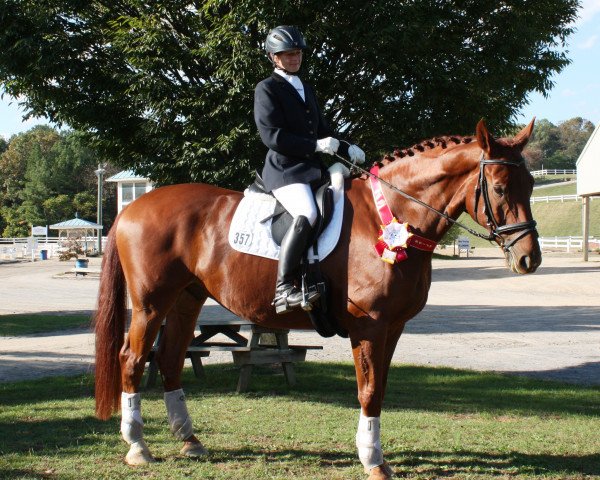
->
[272, 286, 320, 314]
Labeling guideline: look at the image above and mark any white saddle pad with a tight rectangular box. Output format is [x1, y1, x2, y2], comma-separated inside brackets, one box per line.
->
[228, 167, 346, 262]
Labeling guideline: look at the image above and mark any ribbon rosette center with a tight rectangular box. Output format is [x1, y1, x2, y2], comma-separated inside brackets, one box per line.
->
[379, 218, 413, 250]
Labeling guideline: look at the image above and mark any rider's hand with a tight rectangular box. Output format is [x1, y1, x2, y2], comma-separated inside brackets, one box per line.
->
[316, 137, 340, 155]
[348, 144, 366, 164]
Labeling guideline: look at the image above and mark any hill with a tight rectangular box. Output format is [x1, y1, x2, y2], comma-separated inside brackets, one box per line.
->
[454, 197, 599, 247]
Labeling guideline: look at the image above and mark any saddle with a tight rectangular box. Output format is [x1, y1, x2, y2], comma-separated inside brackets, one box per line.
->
[247, 172, 347, 339]
[248, 172, 334, 247]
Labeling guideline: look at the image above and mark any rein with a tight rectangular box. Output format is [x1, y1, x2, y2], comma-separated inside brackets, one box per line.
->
[334, 150, 537, 251]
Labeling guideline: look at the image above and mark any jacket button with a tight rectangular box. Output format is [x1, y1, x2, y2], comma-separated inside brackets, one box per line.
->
[308, 120, 312, 124]
[305, 154, 310, 158]
[309, 130, 314, 134]
[306, 109, 310, 113]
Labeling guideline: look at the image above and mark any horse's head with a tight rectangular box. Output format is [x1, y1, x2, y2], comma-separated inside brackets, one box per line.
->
[467, 119, 541, 274]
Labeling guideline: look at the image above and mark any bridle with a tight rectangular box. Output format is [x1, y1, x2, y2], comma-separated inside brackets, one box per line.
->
[474, 151, 538, 251]
[334, 150, 538, 252]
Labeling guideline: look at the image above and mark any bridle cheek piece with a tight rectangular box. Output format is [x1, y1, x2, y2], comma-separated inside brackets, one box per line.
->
[474, 152, 538, 252]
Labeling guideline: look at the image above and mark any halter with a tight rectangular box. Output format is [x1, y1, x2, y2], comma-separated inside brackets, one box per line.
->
[334, 150, 538, 252]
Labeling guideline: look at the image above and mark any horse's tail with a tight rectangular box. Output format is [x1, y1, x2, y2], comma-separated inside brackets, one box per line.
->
[94, 219, 126, 420]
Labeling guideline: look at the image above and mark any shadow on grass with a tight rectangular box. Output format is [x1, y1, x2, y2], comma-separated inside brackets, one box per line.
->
[389, 449, 600, 477]
[2, 363, 599, 418]
[182, 362, 600, 418]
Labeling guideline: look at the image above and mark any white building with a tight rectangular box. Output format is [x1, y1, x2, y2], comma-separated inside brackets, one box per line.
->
[576, 123, 600, 261]
[106, 170, 154, 213]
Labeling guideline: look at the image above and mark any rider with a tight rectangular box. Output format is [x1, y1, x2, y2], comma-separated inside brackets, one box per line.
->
[254, 25, 366, 314]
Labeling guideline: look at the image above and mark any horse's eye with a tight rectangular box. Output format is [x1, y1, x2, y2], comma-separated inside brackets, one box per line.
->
[493, 185, 505, 197]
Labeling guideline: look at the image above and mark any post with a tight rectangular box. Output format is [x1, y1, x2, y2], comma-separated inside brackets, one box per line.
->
[582, 196, 590, 262]
[95, 163, 106, 255]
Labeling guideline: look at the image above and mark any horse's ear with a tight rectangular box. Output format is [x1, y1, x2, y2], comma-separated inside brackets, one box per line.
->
[513, 117, 536, 150]
[475, 118, 497, 154]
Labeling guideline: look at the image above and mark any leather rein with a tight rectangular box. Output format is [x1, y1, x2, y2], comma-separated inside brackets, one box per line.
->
[334, 150, 538, 252]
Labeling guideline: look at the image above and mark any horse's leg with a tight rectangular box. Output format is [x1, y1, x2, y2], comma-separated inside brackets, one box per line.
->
[155, 288, 207, 457]
[350, 327, 395, 480]
[120, 290, 179, 465]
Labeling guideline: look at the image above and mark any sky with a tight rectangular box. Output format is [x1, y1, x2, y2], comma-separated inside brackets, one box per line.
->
[1, 1, 599, 140]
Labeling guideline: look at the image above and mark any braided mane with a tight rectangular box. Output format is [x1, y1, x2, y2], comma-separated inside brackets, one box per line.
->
[376, 135, 475, 167]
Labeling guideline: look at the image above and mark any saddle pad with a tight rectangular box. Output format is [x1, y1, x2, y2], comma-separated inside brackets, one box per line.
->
[228, 167, 346, 262]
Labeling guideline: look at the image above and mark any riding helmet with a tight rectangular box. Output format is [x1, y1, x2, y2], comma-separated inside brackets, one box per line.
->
[265, 25, 307, 55]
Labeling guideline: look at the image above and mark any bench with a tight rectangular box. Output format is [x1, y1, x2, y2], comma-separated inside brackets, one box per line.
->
[144, 317, 322, 392]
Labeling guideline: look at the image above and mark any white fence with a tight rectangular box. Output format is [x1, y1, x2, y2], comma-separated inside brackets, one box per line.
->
[538, 236, 600, 252]
[0, 236, 107, 261]
[530, 169, 577, 177]
[529, 194, 597, 204]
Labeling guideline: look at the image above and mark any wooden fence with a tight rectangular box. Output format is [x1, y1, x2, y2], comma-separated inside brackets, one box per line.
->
[538, 236, 600, 252]
[530, 169, 577, 177]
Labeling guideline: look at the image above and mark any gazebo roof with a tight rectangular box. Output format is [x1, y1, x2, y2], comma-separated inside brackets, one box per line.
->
[106, 170, 148, 182]
[49, 217, 103, 230]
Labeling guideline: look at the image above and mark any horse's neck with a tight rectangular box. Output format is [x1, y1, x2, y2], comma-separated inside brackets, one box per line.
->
[377, 146, 479, 241]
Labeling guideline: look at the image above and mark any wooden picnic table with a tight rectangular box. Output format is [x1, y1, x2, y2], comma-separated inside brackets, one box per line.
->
[145, 316, 322, 392]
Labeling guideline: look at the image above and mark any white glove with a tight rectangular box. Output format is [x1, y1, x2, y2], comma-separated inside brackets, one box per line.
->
[316, 137, 340, 155]
[348, 144, 366, 164]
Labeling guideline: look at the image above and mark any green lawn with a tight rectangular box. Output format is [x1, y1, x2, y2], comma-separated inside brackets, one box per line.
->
[0, 314, 91, 336]
[1, 363, 599, 479]
[532, 182, 577, 197]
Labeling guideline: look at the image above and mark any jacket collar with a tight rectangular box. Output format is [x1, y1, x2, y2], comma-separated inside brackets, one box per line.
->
[270, 72, 306, 105]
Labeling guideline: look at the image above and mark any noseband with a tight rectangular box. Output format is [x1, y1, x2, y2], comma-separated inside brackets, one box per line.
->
[474, 152, 538, 252]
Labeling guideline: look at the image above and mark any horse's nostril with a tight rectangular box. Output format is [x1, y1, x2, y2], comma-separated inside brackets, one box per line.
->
[519, 255, 531, 271]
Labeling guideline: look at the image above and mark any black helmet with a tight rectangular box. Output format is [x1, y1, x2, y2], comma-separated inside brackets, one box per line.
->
[265, 25, 307, 55]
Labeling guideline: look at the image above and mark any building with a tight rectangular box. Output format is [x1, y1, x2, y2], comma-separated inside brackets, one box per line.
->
[106, 170, 154, 213]
[576, 123, 600, 261]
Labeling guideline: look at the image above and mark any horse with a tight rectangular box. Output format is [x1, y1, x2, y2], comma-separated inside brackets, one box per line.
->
[94, 119, 541, 479]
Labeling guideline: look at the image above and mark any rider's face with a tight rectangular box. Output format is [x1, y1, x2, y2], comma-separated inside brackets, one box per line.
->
[273, 49, 303, 73]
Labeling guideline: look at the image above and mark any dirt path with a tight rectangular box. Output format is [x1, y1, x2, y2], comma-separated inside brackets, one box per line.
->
[1, 251, 599, 385]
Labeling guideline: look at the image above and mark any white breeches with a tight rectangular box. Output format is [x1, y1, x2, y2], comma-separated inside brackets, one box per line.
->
[355, 412, 384, 472]
[272, 183, 318, 227]
[164, 389, 194, 441]
[121, 392, 144, 445]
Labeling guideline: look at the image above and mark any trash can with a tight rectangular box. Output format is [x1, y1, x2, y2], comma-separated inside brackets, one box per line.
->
[39, 249, 48, 260]
[75, 258, 89, 268]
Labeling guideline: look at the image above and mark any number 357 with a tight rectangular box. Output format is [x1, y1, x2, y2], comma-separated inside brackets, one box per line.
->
[233, 232, 252, 246]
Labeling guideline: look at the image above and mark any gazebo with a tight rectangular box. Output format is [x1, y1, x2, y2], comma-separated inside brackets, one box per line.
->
[49, 215, 103, 253]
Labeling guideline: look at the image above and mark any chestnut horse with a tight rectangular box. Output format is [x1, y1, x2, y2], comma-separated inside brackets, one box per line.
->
[94, 120, 541, 479]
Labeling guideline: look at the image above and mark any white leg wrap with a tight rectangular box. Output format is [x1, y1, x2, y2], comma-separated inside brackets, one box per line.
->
[121, 392, 144, 445]
[164, 389, 194, 441]
[356, 412, 384, 472]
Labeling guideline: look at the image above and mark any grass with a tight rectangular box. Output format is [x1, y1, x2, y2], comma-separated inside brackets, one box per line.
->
[0, 314, 91, 336]
[532, 183, 576, 197]
[531, 174, 577, 187]
[1, 362, 599, 479]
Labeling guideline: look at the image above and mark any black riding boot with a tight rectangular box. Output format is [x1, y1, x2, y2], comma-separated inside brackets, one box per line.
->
[273, 215, 320, 314]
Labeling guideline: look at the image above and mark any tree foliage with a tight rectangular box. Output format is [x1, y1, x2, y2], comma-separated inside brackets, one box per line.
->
[0, 126, 115, 236]
[0, 0, 579, 189]
[524, 117, 595, 170]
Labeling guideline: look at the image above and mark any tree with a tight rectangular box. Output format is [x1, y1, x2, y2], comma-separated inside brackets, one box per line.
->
[524, 117, 595, 170]
[0, 0, 579, 189]
[0, 126, 105, 236]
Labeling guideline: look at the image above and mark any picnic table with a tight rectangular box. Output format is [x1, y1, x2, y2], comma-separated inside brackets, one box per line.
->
[145, 316, 322, 392]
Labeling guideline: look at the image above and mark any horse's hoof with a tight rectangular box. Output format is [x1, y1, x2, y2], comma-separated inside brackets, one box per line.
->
[180, 440, 207, 457]
[125, 440, 156, 465]
[367, 462, 394, 479]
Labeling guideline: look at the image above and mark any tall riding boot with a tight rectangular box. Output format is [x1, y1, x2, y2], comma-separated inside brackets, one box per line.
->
[273, 215, 320, 314]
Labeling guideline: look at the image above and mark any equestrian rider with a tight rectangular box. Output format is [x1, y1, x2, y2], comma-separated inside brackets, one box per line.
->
[254, 25, 366, 314]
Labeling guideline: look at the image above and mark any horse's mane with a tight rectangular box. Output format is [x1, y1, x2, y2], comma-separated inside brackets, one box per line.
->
[376, 135, 475, 167]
